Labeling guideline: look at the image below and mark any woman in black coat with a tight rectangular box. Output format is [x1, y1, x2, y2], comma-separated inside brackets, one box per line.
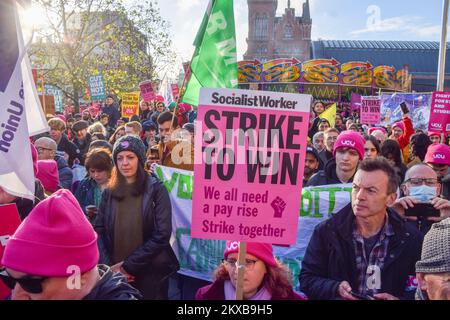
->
[94, 135, 179, 299]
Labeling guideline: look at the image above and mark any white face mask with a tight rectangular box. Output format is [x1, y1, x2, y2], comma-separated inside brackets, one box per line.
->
[408, 185, 437, 203]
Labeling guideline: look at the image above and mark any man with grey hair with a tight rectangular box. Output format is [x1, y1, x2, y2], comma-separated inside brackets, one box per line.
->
[415, 218, 450, 300]
[34, 137, 73, 190]
[312, 131, 325, 153]
[391, 163, 450, 235]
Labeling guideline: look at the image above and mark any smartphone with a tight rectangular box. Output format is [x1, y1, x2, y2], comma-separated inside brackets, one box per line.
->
[400, 102, 409, 115]
[350, 291, 375, 300]
[405, 203, 440, 218]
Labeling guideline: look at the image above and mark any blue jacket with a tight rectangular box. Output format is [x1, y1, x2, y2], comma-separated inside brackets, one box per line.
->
[101, 103, 121, 128]
[74, 177, 101, 215]
[55, 155, 73, 190]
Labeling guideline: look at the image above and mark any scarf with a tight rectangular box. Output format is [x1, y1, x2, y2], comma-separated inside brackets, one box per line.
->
[223, 280, 272, 300]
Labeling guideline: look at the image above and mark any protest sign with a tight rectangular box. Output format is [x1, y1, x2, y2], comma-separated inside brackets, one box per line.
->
[155, 165, 352, 292]
[380, 93, 431, 132]
[0, 204, 21, 299]
[171, 84, 180, 100]
[360, 96, 381, 125]
[429, 92, 450, 133]
[351, 93, 362, 112]
[88, 74, 106, 101]
[191, 88, 312, 245]
[139, 80, 155, 102]
[121, 92, 140, 118]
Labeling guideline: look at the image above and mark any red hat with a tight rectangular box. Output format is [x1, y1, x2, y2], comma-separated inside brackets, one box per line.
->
[392, 121, 405, 132]
[333, 130, 365, 160]
[1, 189, 99, 277]
[224, 241, 277, 267]
[36, 160, 59, 192]
[425, 144, 450, 165]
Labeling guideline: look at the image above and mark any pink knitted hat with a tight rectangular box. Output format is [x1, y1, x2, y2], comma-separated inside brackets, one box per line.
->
[1, 189, 99, 277]
[224, 241, 277, 267]
[333, 130, 365, 160]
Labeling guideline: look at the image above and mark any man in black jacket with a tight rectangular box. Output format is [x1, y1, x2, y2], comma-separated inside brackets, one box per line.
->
[300, 158, 423, 300]
[48, 117, 81, 167]
[102, 95, 121, 128]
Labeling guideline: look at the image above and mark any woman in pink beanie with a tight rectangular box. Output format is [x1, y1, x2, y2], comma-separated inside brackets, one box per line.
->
[195, 241, 305, 300]
[0, 190, 140, 300]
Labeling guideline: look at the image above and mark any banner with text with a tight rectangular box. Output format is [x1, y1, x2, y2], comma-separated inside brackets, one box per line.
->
[156, 165, 352, 292]
[192, 88, 312, 245]
[360, 96, 381, 125]
[429, 91, 450, 133]
[88, 74, 106, 101]
[380, 93, 431, 132]
[121, 92, 140, 118]
[139, 80, 155, 102]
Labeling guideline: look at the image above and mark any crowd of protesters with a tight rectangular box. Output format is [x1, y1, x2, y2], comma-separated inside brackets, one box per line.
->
[1, 96, 450, 301]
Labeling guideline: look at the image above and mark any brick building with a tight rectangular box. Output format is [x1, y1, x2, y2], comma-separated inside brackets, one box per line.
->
[244, 0, 311, 62]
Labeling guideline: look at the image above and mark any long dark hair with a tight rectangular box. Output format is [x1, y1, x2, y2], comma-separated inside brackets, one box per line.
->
[410, 133, 431, 161]
[380, 139, 403, 167]
[108, 162, 147, 200]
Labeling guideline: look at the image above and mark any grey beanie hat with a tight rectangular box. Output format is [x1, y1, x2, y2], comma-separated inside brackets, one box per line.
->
[112, 135, 146, 166]
[416, 218, 450, 273]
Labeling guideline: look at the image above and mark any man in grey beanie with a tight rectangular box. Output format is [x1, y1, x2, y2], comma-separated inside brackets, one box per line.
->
[416, 217, 450, 300]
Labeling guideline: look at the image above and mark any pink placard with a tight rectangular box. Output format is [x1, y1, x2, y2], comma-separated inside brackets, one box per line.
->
[192, 88, 312, 245]
[360, 96, 381, 125]
[429, 92, 450, 133]
[0, 204, 22, 299]
[171, 84, 180, 100]
[139, 80, 155, 102]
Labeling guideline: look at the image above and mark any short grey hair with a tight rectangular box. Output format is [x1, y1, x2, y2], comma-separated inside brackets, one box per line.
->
[312, 132, 324, 144]
[34, 137, 57, 151]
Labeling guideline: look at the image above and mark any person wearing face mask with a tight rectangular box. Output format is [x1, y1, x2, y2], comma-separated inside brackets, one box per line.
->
[391, 164, 450, 235]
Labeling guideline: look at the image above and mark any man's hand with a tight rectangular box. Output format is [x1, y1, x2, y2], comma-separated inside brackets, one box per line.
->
[428, 197, 450, 222]
[373, 293, 399, 300]
[390, 196, 418, 219]
[110, 261, 123, 273]
[337, 281, 358, 300]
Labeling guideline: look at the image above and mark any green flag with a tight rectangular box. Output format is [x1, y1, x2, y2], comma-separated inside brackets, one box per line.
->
[182, 0, 238, 106]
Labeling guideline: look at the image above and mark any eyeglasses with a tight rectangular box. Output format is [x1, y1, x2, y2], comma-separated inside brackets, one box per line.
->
[36, 147, 55, 153]
[405, 178, 439, 187]
[0, 268, 47, 294]
[223, 258, 259, 271]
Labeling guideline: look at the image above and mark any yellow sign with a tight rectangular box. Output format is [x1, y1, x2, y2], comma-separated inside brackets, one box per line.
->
[121, 92, 140, 118]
